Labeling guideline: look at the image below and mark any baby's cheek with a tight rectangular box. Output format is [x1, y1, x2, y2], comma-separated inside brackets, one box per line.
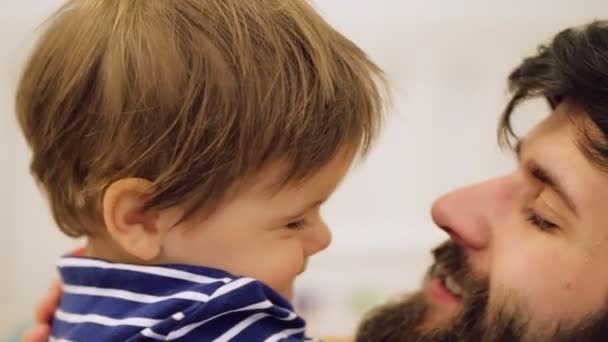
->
[258, 252, 304, 296]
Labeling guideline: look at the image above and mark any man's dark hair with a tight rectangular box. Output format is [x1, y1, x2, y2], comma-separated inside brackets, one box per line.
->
[500, 20, 608, 170]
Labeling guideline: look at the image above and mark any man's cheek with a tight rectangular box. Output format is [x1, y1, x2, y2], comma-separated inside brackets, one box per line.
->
[492, 245, 598, 324]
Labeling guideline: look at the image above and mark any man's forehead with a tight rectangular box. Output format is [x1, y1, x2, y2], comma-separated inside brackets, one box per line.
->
[545, 100, 608, 171]
[518, 108, 573, 152]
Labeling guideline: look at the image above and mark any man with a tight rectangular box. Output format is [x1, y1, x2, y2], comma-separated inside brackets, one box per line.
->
[25, 20, 608, 342]
[357, 20, 608, 341]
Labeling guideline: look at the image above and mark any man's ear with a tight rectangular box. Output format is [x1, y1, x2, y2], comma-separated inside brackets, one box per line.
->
[102, 178, 178, 262]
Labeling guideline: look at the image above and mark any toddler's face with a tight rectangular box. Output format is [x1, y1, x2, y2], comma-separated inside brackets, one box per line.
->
[160, 148, 355, 300]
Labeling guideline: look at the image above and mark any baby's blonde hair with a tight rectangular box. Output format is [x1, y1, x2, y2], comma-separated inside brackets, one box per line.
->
[16, 0, 387, 237]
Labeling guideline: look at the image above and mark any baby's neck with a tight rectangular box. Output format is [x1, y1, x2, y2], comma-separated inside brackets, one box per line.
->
[85, 237, 151, 265]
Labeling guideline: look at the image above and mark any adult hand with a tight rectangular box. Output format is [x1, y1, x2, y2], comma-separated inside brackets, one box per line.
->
[22, 279, 61, 342]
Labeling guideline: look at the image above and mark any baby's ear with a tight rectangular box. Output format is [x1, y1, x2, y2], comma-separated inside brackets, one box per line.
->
[102, 178, 175, 262]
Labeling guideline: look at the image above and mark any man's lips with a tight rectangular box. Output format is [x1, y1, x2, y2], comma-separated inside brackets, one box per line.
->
[426, 264, 464, 304]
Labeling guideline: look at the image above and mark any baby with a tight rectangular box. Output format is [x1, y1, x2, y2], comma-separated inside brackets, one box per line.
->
[16, 0, 386, 341]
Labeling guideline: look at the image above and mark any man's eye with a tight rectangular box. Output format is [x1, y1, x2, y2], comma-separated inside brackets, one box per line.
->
[525, 209, 559, 232]
[286, 219, 307, 230]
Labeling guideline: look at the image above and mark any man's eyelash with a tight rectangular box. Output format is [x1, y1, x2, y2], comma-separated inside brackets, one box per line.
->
[525, 209, 559, 232]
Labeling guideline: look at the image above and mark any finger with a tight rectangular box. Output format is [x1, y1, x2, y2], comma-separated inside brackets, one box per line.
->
[35, 278, 62, 324]
[22, 325, 51, 342]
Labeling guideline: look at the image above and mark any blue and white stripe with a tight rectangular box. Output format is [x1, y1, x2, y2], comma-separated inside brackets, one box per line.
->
[51, 257, 315, 341]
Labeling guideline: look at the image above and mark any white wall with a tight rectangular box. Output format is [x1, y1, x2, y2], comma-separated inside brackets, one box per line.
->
[1, 0, 606, 339]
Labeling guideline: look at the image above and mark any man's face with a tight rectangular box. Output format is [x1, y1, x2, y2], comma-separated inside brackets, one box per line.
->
[357, 100, 608, 341]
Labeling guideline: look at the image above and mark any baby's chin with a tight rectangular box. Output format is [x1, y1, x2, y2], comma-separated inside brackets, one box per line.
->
[277, 269, 306, 301]
[279, 282, 295, 301]
[265, 265, 306, 301]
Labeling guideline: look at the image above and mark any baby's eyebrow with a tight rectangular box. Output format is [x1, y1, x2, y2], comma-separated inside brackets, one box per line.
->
[282, 200, 324, 221]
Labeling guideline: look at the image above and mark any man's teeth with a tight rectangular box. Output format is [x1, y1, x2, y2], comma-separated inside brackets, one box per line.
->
[444, 275, 463, 296]
[433, 264, 446, 278]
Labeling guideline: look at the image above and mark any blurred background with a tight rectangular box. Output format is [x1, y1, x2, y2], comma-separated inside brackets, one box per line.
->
[1, 0, 606, 339]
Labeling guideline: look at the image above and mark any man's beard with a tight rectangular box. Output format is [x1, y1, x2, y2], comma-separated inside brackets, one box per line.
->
[356, 241, 608, 342]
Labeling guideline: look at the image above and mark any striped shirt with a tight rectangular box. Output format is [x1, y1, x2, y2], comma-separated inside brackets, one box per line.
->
[51, 256, 316, 341]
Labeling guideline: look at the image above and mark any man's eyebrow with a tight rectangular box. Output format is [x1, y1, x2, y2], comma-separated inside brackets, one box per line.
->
[514, 140, 525, 161]
[516, 139, 580, 217]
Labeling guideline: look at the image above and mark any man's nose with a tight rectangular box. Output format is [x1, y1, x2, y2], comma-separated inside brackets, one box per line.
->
[431, 176, 512, 251]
